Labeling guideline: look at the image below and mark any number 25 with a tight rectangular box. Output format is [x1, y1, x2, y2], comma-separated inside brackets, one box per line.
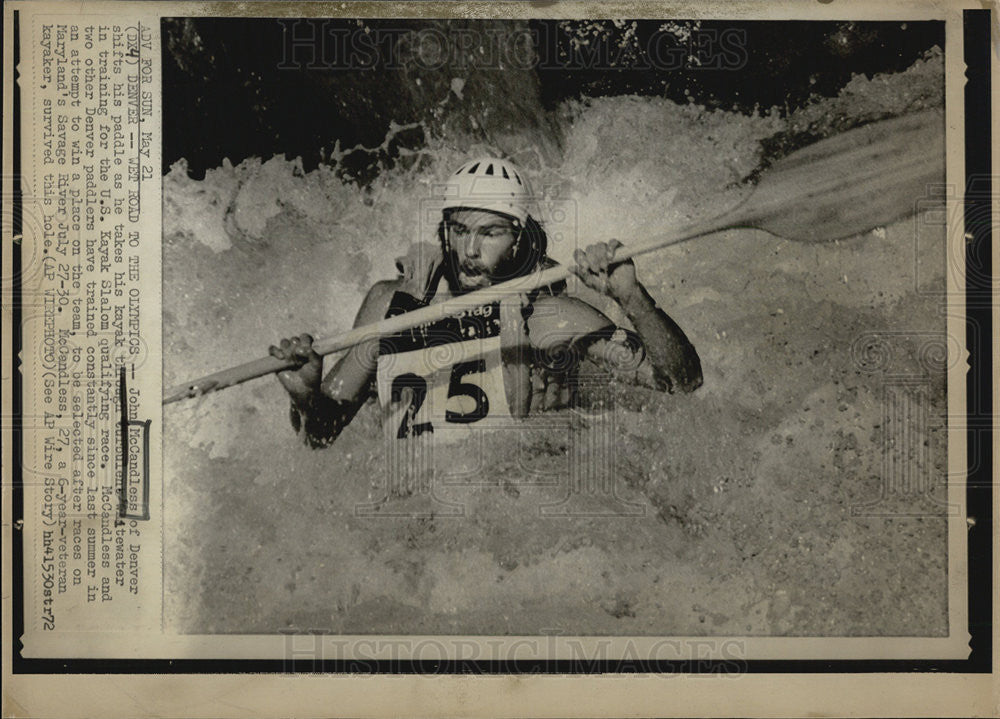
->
[391, 359, 489, 438]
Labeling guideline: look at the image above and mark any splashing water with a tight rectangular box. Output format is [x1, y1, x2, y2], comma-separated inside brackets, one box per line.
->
[163, 54, 951, 636]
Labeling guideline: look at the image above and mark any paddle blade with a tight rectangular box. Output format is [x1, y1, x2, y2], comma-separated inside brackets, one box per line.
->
[744, 110, 945, 242]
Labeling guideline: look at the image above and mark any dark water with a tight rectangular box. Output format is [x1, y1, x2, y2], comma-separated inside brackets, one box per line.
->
[163, 18, 943, 178]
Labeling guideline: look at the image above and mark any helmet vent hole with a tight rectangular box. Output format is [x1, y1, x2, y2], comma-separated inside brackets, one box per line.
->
[468, 162, 480, 174]
[513, 172, 522, 185]
[485, 164, 495, 175]
[501, 166, 510, 179]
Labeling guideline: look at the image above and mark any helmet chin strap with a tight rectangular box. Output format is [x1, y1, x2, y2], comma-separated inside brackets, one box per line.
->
[510, 222, 524, 260]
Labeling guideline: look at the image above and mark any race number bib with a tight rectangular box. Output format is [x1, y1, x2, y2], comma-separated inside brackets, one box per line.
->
[376, 292, 511, 442]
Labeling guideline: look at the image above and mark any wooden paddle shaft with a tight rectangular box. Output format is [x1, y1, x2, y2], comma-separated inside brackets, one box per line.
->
[162, 212, 735, 404]
[163, 110, 943, 405]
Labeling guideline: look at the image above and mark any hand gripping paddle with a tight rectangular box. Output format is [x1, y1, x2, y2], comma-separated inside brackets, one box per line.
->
[164, 109, 945, 405]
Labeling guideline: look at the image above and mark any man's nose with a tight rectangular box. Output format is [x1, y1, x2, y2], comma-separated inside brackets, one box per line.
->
[465, 232, 482, 258]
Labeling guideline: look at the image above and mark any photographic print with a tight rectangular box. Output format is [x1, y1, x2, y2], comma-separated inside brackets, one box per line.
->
[160, 17, 953, 639]
[5, 3, 993, 717]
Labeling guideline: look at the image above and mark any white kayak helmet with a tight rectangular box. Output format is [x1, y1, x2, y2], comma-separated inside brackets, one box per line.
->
[441, 157, 533, 224]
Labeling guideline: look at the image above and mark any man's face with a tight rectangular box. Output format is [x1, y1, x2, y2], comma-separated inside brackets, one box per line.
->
[444, 209, 520, 291]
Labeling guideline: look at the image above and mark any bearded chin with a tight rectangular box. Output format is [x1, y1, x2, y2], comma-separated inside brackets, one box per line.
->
[444, 246, 523, 295]
[458, 270, 490, 292]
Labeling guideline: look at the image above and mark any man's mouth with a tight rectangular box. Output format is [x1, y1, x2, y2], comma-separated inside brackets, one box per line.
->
[460, 264, 484, 277]
[458, 265, 488, 285]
